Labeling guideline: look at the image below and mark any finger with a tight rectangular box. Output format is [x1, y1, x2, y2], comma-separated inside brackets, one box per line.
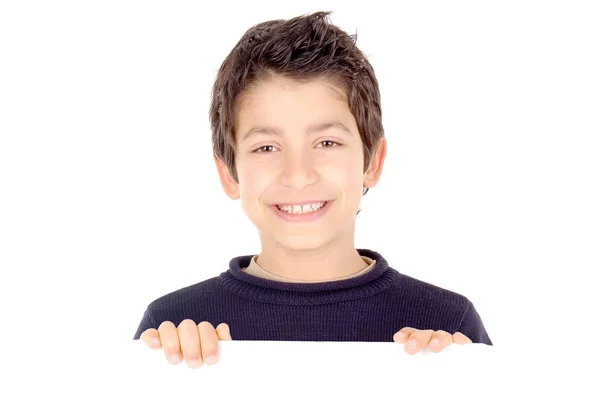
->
[158, 321, 182, 364]
[140, 328, 161, 349]
[404, 329, 435, 355]
[452, 332, 473, 344]
[177, 320, 202, 368]
[427, 330, 453, 353]
[393, 327, 418, 343]
[198, 321, 220, 365]
[216, 323, 232, 341]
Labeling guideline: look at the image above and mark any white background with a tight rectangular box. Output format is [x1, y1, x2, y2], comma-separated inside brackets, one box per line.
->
[1, 0, 598, 395]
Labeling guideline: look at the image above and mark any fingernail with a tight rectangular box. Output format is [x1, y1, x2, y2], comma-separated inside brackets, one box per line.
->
[205, 355, 217, 365]
[430, 338, 440, 345]
[152, 338, 160, 346]
[396, 332, 406, 341]
[170, 354, 181, 363]
[187, 359, 201, 368]
[407, 339, 417, 349]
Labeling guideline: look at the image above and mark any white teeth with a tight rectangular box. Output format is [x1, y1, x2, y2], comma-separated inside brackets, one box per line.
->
[277, 202, 325, 214]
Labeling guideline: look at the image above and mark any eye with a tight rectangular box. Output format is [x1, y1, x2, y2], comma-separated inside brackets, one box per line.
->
[251, 140, 342, 154]
[252, 145, 277, 154]
[317, 140, 342, 148]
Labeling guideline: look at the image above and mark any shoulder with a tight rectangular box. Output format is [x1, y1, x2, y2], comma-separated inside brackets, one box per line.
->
[396, 270, 470, 302]
[389, 270, 491, 343]
[133, 275, 225, 338]
[146, 275, 223, 312]
[389, 270, 473, 317]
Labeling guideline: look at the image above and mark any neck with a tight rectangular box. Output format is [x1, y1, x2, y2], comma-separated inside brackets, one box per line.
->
[255, 232, 367, 282]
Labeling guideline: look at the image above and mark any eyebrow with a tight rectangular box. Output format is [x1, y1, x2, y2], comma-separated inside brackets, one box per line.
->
[241, 121, 353, 142]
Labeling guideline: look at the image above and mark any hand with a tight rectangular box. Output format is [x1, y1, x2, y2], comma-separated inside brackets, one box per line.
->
[393, 327, 472, 355]
[140, 320, 232, 368]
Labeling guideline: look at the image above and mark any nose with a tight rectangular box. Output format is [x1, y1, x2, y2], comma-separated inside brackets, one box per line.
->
[280, 150, 318, 190]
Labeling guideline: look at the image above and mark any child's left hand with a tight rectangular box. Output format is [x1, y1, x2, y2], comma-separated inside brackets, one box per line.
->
[393, 327, 472, 355]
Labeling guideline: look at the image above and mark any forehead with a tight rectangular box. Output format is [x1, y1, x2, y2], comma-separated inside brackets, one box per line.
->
[244, 73, 346, 99]
[235, 75, 350, 131]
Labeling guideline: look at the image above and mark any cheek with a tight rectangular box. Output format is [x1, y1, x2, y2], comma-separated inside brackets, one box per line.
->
[238, 165, 272, 208]
[253, 162, 274, 185]
[328, 158, 364, 191]
[340, 158, 366, 205]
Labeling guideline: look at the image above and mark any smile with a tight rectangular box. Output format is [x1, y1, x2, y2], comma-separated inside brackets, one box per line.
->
[271, 200, 332, 222]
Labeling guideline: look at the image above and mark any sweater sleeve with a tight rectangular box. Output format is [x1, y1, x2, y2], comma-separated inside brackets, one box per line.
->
[457, 300, 493, 345]
[133, 306, 157, 340]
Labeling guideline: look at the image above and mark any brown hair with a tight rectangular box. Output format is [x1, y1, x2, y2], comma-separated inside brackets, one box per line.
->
[209, 11, 384, 212]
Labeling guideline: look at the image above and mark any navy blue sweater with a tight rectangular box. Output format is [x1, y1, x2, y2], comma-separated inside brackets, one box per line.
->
[133, 248, 492, 345]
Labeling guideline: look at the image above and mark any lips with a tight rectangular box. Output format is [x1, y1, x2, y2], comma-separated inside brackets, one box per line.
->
[275, 201, 327, 212]
[270, 200, 333, 222]
[273, 200, 329, 207]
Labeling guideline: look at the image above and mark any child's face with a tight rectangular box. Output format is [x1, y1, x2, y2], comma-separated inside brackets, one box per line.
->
[217, 74, 385, 249]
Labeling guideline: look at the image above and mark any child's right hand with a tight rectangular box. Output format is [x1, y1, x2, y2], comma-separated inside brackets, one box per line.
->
[140, 320, 232, 368]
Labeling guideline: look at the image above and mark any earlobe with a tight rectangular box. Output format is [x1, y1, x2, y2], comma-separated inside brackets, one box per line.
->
[363, 137, 387, 189]
[214, 156, 240, 200]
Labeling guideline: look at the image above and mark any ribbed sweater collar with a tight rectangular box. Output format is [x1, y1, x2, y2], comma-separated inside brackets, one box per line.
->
[219, 248, 397, 305]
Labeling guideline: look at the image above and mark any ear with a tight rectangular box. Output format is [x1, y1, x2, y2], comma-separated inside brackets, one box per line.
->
[363, 137, 387, 189]
[214, 156, 240, 200]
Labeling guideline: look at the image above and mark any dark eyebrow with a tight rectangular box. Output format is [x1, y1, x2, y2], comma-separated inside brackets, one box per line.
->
[241, 121, 353, 142]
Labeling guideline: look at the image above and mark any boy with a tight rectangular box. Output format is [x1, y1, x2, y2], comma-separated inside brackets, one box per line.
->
[133, 11, 492, 366]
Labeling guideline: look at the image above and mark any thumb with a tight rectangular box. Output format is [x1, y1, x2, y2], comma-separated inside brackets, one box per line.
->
[452, 332, 472, 344]
[216, 323, 233, 340]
